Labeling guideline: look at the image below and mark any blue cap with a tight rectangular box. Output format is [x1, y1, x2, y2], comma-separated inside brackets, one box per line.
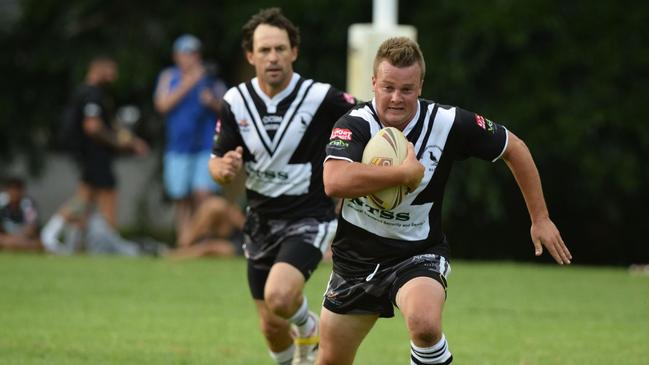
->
[173, 34, 202, 53]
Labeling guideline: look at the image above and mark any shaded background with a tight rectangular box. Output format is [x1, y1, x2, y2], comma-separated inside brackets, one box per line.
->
[1, 0, 647, 264]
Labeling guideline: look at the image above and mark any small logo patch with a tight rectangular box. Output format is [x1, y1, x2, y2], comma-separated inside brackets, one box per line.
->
[486, 118, 496, 134]
[475, 115, 486, 130]
[342, 92, 355, 104]
[331, 128, 352, 141]
[328, 139, 349, 149]
[370, 157, 393, 166]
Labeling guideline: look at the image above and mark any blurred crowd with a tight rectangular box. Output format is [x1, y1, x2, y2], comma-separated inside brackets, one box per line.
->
[1, 34, 244, 259]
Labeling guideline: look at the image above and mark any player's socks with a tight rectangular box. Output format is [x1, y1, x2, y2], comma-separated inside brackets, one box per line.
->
[289, 296, 315, 337]
[269, 344, 295, 365]
[410, 334, 453, 364]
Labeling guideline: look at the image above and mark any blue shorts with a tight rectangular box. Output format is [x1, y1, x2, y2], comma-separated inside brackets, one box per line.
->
[163, 151, 221, 199]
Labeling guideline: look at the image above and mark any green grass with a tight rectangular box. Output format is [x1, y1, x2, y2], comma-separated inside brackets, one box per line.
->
[0, 254, 647, 364]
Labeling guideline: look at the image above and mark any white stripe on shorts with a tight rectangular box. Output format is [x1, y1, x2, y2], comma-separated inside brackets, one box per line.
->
[439, 256, 451, 278]
[311, 219, 337, 254]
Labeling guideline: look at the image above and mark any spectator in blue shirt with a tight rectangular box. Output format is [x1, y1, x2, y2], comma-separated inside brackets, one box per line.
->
[154, 34, 226, 246]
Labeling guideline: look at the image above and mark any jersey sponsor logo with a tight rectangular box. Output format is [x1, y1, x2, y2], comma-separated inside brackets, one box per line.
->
[245, 165, 289, 181]
[237, 119, 251, 132]
[328, 139, 349, 149]
[342, 92, 355, 104]
[349, 198, 411, 221]
[330, 128, 352, 141]
[262, 115, 282, 131]
[475, 114, 486, 130]
[485, 118, 496, 134]
[214, 119, 222, 143]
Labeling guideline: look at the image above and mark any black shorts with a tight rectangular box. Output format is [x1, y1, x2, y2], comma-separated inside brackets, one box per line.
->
[79, 159, 116, 189]
[323, 254, 451, 318]
[244, 211, 337, 300]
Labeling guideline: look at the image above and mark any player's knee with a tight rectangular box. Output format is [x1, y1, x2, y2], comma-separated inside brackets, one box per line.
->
[316, 347, 352, 365]
[314, 347, 338, 365]
[406, 313, 442, 346]
[259, 316, 287, 339]
[314, 355, 335, 365]
[265, 289, 299, 318]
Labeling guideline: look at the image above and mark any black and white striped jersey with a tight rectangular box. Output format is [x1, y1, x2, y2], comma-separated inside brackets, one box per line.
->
[212, 73, 356, 220]
[324, 99, 508, 276]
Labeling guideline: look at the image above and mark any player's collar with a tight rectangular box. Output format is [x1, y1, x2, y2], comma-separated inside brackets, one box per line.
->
[251, 72, 301, 110]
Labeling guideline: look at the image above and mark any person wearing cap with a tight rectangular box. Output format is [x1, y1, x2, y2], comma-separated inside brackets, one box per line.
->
[154, 34, 227, 246]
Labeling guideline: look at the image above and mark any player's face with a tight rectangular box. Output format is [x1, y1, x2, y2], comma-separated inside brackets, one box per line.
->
[372, 60, 423, 129]
[246, 24, 298, 93]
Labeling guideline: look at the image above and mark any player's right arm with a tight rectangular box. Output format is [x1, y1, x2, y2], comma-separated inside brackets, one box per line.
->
[323, 117, 423, 198]
[209, 147, 243, 185]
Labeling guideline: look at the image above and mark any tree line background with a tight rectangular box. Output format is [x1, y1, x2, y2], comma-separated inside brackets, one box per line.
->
[1, 0, 647, 265]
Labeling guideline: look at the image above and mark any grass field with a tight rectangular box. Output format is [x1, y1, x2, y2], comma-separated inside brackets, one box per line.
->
[1, 254, 647, 365]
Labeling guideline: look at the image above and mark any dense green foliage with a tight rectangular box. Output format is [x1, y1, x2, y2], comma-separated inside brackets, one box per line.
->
[1, 254, 648, 364]
[1, 1, 647, 263]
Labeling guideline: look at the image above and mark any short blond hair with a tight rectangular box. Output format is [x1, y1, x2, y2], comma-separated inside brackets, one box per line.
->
[373, 37, 426, 82]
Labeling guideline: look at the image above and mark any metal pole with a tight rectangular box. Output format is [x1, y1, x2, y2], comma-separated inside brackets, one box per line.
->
[373, 0, 397, 29]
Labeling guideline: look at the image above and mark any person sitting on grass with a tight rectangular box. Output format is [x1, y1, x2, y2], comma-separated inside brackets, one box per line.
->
[0, 176, 42, 252]
[170, 195, 245, 259]
[41, 199, 165, 256]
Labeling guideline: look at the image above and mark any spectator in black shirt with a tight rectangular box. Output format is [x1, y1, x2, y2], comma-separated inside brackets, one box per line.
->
[42, 56, 148, 249]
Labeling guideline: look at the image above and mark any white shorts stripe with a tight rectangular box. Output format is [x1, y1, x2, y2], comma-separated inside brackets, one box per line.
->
[309, 219, 337, 254]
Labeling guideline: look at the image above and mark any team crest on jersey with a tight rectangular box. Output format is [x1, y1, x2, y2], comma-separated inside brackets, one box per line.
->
[421, 145, 443, 172]
[295, 111, 314, 131]
[330, 128, 352, 141]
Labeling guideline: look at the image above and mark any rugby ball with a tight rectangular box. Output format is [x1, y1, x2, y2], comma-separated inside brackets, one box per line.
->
[361, 127, 409, 210]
